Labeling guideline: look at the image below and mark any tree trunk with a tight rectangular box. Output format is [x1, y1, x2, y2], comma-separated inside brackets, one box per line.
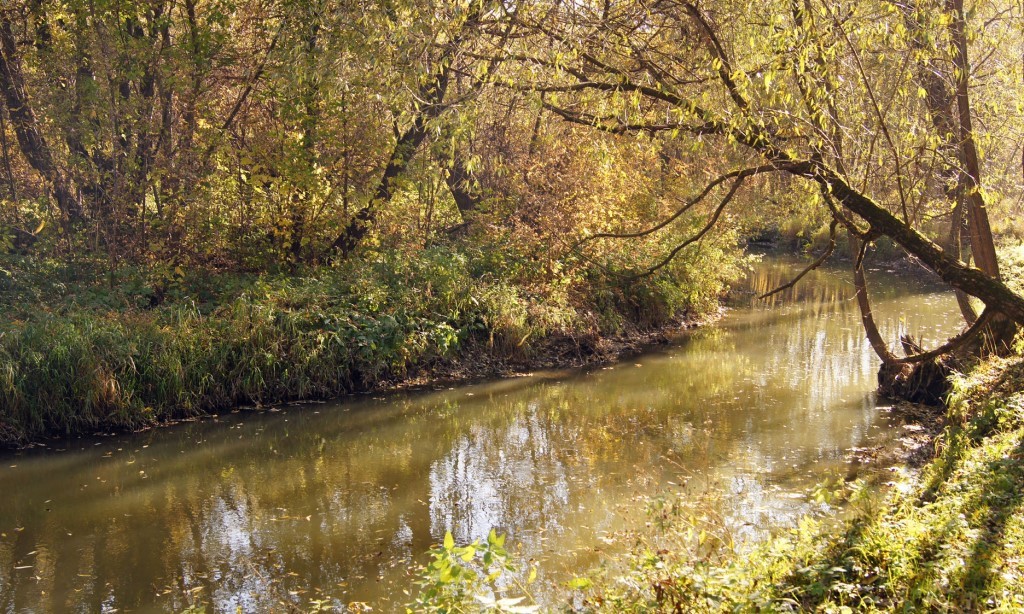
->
[0, 103, 15, 200]
[0, 13, 82, 221]
[802, 161, 1024, 323]
[852, 236, 899, 364]
[949, 0, 1000, 282]
[442, 148, 482, 236]
[898, 0, 979, 324]
[330, 117, 431, 256]
[949, 196, 980, 324]
[328, 1, 484, 258]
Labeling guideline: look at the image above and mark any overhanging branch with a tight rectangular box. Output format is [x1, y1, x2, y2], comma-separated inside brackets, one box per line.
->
[583, 164, 789, 243]
[758, 217, 838, 300]
[627, 171, 748, 280]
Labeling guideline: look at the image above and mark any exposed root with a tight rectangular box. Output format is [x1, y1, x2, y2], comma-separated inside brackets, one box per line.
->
[878, 353, 957, 406]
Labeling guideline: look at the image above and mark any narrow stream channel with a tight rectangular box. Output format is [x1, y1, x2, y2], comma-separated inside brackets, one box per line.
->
[0, 256, 964, 612]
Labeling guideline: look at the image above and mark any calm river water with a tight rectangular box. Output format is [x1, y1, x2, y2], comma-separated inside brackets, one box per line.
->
[0, 257, 964, 612]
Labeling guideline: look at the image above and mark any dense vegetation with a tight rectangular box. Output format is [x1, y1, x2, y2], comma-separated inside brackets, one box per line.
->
[0, 0, 762, 444]
[2, 0, 1024, 441]
[0, 241, 740, 443]
[2, 0, 1024, 609]
[4, 0, 1024, 443]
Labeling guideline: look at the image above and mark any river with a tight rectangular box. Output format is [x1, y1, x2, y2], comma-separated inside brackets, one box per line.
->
[0, 256, 964, 612]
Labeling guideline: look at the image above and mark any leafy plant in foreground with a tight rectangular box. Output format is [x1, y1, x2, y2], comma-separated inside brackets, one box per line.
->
[408, 529, 538, 613]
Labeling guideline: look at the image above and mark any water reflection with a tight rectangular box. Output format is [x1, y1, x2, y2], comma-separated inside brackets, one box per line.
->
[0, 257, 964, 612]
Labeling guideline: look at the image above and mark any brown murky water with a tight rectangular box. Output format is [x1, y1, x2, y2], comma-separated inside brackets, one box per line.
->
[0, 257, 964, 612]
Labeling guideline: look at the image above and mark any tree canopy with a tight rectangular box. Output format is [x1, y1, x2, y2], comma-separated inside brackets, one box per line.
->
[2, 0, 1024, 369]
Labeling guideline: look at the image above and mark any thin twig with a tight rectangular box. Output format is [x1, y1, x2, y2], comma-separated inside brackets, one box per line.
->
[627, 173, 749, 280]
[759, 217, 838, 299]
[581, 164, 787, 244]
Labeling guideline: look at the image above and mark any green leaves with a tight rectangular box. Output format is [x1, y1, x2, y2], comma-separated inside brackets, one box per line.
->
[487, 527, 505, 548]
[408, 528, 535, 612]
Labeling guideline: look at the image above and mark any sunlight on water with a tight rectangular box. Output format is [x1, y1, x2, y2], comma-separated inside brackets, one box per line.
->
[0, 257, 964, 611]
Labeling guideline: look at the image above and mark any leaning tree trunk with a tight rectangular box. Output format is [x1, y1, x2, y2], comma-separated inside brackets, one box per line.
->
[330, 118, 432, 256]
[328, 0, 487, 259]
[861, 0, 1011, 404]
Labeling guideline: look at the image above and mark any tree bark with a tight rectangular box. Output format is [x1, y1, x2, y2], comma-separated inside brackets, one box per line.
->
[800, 160, 1024, 324]
[851, 236, 899, 364]
[444, 148, 482, 234]
[330, 118, 433, 255]
[0, 103, 15, 200]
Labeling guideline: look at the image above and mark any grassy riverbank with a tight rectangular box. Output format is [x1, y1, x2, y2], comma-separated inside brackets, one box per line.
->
[0, 244, 741, 446]
[571, 350, 1024, 612]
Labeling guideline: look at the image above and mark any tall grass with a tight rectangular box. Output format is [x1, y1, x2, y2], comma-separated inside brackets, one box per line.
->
[0, 244, 741, 445]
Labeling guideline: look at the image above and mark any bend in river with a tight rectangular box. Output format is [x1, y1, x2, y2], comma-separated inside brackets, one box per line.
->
[0, 256, 964, 612]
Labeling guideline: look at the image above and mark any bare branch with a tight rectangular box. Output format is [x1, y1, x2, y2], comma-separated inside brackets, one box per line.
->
[894, 308, 994, 364]
[627, 172, 748, 280]
[583, 164, 789, 242]
[758, 217, 838, 299]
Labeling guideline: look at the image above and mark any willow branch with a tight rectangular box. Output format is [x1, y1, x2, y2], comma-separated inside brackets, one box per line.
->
[681, 2, 751, 111]
[821, 183, 867, 238]
[541, 101, 692, 135]
[542, 100, 751, 147]
[821, 1, 911, 224]
[627, 173, 747, 280]
[582, 164, 786, 243]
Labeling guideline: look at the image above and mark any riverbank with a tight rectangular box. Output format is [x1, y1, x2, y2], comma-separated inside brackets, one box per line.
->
[576, 349, 1024, 612]
[0, 244, 740, 447]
